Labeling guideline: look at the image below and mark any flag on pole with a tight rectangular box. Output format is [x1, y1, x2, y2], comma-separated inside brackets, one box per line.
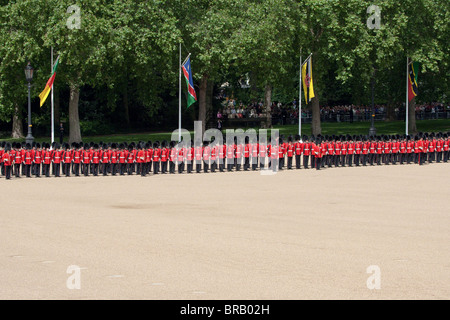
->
[301, 55, 315, 103]
[181, 56, 197, 108]
[39, 56, 60, 107]
[408, 60, 419, 102]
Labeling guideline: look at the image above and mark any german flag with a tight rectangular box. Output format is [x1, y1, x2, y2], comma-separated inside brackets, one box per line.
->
[39, 56, 59, 107]
[408, 61, 419, 102]
[302, 56, 315, 103]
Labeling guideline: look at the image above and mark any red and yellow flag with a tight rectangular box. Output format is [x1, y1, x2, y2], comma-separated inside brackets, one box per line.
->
[39, 56, 59, 107]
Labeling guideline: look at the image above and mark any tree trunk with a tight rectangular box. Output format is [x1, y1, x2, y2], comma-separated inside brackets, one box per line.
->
[408, 98, 417, 134]
[264, 84, 272, 128]
[311, 95, 321, 136]
[69, 82, 82, 143]
[54, 86, 60, 131]
[205, 80, 214, 129]
[386, 102, 396, 121]
[123, 80, 130, 127]
[198, 74, 208, 134]
[11, 102, 24, 139]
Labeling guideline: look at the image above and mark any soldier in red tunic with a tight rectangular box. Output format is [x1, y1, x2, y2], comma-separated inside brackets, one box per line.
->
[302, 135, 311, 169]
[443, 133, 449, 162]
[52, 144, 63, 177]
[202, 141, 210, 173]
[314, 138, 322, 170]
[258, 139, 267, 170]
[169, 141, 177, 174]
[226, 140, 234, 172]
[286, 136, 294, 170]
[294, 135, 302, 169]
[243, 137, 250, 171]
[160, 141, 169, 174]
[187, 141, 194, 174]
[42, 143, 52, 177]
[2, 143, 12, 180]
[153, 141, 161, 174]
[354, 136, 362, 167]
[136, 143, 146, 176]
[33, 143, 42, 177]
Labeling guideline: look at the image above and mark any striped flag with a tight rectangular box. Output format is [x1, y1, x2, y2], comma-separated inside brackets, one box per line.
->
[39, 56, 59, 107]
[302, 55, 315, 103]
[408, 60, 419, 102]
[181, 56, 197, 108]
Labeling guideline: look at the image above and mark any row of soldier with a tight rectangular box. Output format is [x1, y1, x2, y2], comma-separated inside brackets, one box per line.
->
[1, 132, 449, 179]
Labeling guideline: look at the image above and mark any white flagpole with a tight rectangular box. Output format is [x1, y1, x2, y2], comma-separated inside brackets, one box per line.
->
[406, 57, 409, 136]
[299, 47, 302, 139]
[51, 47, 54, 145]
[179, 43, 182, 143]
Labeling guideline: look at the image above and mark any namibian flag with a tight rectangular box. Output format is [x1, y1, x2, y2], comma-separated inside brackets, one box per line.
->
[408, 60, 419, 102]
[39, 56, 59, 107]
[302, 56, 315, 103]
[182, 56, 197, 108]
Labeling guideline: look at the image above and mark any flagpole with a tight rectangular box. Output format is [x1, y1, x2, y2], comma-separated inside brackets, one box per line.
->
[299, 47, 302, 139]
[51, 47, 54, 146]
[405, 57, 409, 136]
[179, 43, 182, 143]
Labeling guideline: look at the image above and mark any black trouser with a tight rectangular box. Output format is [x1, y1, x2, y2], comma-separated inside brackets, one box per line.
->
[141, 163, 147, 176]
[295, 155, 301, 169]
[170, 161, 175, 173]
[219, 160, 225, 172]
[64, 163, 71, 177]
[110, 163, 117, 175]
[376, 154, 382, 165]
[14, 164, 21, 177]
[43, 164, 50, 177]
[354, 154, 360, 166]
[196, 161, 201, 173]
[419, 153, 425, 165]
[340, 155, 346, 166]
[227, 159, 233, 171]
[315, 157, 321, 170]
[236, 159, 241, 171]
[161, 161, 167, 173]
[119, 163, 126, 175]
[303, 155, 309, 169]
[203, 161, 209, 173]
[154, 162, 160, 174]
[24, 164, 31, 177]
[347, 154, 353, 167]
[244, 157, 249, 170]
[187, 162, 193, 173]
[361, 154, 367, 166]
[93, 163, 99, 176]
[287, 156, 293, 169]
[0, 163, 4, 176]
[72, 163, 79, 176]
[101, 163, 107, 175]
[279, 157, 284, 170]
[179, 162, 185, 173]
[34, 163, 41, 177]
[5, 165, 11, 179]
[83, 163, 90, 176]
[260, 157, 265, 169]
[54, 163, 61, 177]
[443, 151, 448, 162]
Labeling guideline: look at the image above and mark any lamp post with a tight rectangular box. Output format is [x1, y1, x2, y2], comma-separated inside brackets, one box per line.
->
[369, 68, 377, 136]
[25, 62, 34, 145]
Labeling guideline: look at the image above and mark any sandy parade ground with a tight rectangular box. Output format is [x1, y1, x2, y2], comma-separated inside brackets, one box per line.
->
[0, 162, 449, 300]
